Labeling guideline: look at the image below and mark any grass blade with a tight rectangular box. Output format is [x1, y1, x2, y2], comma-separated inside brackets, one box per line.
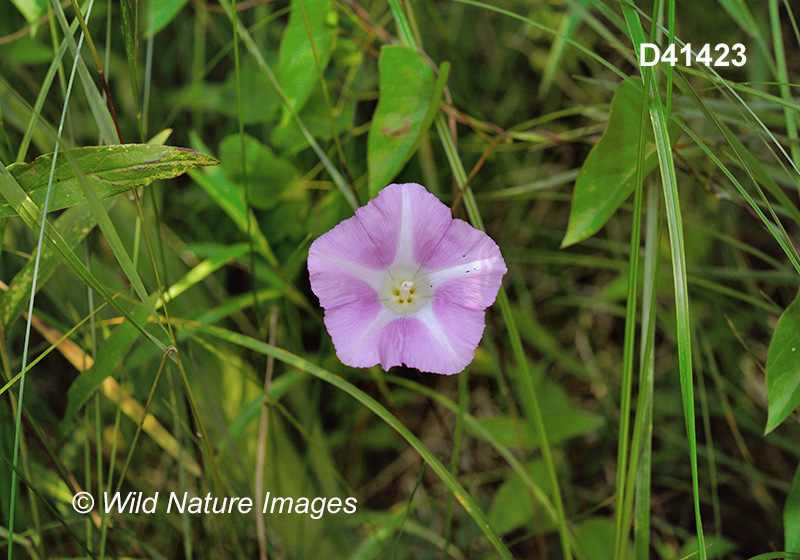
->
[179, 321, 515, 560]
[0, 163, 169, 353]
[618, 3, 706, 557]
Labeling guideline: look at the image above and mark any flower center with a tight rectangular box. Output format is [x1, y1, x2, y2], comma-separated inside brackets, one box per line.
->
[397, 281, 414, 303]
[380, 267, 433, 317]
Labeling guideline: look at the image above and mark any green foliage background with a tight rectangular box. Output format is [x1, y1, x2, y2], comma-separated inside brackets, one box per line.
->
[0, 0, 799, 559]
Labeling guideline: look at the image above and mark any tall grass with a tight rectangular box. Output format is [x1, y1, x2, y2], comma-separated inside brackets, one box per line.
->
[0, 0, 799, 559]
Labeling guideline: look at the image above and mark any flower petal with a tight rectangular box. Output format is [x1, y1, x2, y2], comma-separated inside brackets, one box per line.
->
[324, 303, 403, 369]
[309, 210, 389, 271]
[403, 183, 453, 266]
[400, 301, 488, 375]
[358, 183, 453, 268]
[308, 209, 388, 308]
[426, 219, 507, 309]
[350, 186, 403, 266]
[308, 256, 381, 308]
[309, 182, 507, 376]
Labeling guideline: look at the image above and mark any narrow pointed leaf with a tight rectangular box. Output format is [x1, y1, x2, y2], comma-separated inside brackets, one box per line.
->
[0, 159, 169, 356]
[61, 305, 150, 431]
[766, 290, 800, 433]
[786, 461, 800, 552]
[277, 0, 336, 122]
[121, 0, 143, 139]
[0, 205, 97, 329]
[180, 322, 515, 560]
[0, 92, 12, 162]
[2, 144, 218, 217]
[50, 0, 117, 144]
[62, 149, 168, 338]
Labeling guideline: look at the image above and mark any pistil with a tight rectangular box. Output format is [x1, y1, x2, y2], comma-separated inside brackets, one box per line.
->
[399, 281, 414, 303]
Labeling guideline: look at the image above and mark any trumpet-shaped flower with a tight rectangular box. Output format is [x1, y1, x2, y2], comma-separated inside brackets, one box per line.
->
[308, 183, 507, 375]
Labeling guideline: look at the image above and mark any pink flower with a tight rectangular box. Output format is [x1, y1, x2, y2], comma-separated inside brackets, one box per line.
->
[308, 183, 507, 375]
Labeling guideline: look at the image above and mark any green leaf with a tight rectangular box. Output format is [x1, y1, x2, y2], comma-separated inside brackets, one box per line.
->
[765, 290, 800, 433]
[680, 535, 738, 559]
[61, 305, 151, 431]
[717, 0, 758, 32]
[367, 46, 449, 197]
[538, 2, 586, 99]
[0, 205, 96, 330]
[487, 460, 552, 534]
[220, 0, 355, 210]
[0, 90, 12, 163]
[50, 0, 118, 145]
[0, 38, 65, 159]
[179, 321, 515, 560]
[10, 0, 46, 25]
[147, 128, 173, 146]
[2, 144, 219, 218]
[121, 0, 142, 139]
[478, 409, 603, 449]
[487, 471, 532, 535]
[271, 86, 354, 155]
[146, 0, 190, 37]
[277, 0, 337, 122]
[188, 157, 314, 312]
[561, 78, 680, 247]
[187, 131, 276, 263]
[156, 243, 250, 309]
[0, 36, 53, 65]
[188, 133, 313, 313]
[221, 63, 281, 125]
[786, 461, 800, 552]
[169, 64, 282, 125]
[62, 149, 167, 339]
[0, 157, 170, 359]
[219, 133, 299, 210]
[477, 376, 604, 449]
[574, 518, 616, 560]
